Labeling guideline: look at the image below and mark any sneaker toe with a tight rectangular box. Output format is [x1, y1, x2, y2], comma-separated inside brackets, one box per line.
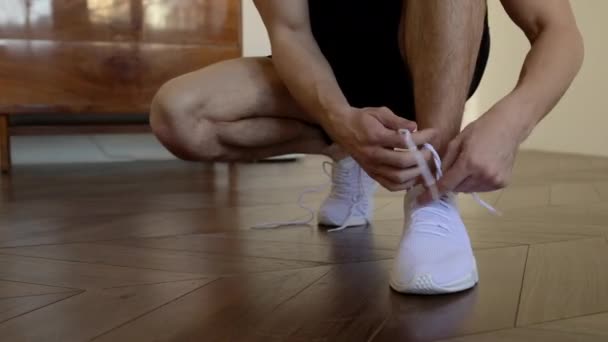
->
[389, 251, 478, 295]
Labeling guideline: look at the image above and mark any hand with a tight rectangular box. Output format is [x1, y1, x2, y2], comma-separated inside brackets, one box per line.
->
[327, 106, 437, 191]
[418, 106, 523, 203]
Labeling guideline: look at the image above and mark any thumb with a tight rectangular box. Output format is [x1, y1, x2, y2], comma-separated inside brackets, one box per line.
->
[375, 107, 417, 132]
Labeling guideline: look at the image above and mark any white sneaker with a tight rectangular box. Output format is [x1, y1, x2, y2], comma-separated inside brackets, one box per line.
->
[386, 130, 499, 295]
[317, 157, 377, 230]
[389, 187, 478, 295]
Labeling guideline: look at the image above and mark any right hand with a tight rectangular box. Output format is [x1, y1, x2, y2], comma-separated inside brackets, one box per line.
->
[326, 106, 437, 192]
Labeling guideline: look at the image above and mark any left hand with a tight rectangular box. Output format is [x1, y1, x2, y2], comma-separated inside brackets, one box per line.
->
[418, 105, 525, 204]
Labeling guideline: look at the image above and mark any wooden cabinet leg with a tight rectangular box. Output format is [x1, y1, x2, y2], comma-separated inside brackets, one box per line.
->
[0, 114, 11, 174]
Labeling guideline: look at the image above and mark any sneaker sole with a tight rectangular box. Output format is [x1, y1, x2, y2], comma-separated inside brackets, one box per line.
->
[389, 267, 479, 295]
[317, 216, 368, 229]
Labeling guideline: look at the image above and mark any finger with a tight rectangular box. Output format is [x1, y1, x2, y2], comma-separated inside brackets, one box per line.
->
[441, 138, 462, 173]
[370, 165, 423, 185]
[377, 127, 437, 150]
[371, 173, 417, 192]
[377, 129, 408, 149]
[418, 159, 469, 204]
[374, 107, 418, 132]
[408, 128, 438, 146]
[456, 176, 502, 194]
[453, 176, 477, 194]
[370, 148, 431, 169]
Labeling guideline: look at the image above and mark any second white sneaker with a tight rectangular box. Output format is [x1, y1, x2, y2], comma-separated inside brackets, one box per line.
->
[317, 157, 377, 230]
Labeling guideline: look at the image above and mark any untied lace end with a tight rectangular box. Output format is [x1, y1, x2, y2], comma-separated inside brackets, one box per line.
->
[251, 162, 341, 230]
[251, 160, 371, 231]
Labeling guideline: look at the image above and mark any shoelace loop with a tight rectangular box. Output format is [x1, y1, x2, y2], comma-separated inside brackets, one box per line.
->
[399, 129, 500, 215]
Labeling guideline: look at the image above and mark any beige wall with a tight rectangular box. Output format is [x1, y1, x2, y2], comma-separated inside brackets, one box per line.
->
[469, 1, 607, 156]
[241, 1, 606, 156]
[241, 0, 271, 57]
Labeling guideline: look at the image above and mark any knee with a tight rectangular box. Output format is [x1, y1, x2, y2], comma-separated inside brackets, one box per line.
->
[150, 79, 224, 162]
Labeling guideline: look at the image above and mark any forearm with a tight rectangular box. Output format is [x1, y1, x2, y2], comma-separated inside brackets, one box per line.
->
[270, 30, 350, 129]
[495, 25, 584, 142]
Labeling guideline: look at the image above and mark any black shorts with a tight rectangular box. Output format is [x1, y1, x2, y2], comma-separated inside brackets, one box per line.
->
[306, 0, 491, 121]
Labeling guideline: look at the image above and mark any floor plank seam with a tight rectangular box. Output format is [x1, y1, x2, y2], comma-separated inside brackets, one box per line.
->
[366, 313, 390, 342]
[521, 309, 608, 328]
[513, 245, 531, 328]
[79, 241, 384, 265]
[0, 251, 211, 277]
[223, 268, 336, 337]
[0, 290, 84, 301]
[1, 203, 322, 227]
[473, 236, 596, 246]
[492, 188, 507, 207]
[0, 290, 84, 325]
[258, 268, 334, 319]
[435, 326, 518, 341]
[102, 277, 216, 290]
[522, 326, 607, 338]
[89, 277, 222, 341]
[216, 264, 334, 281]
[592, 183, 604, 200]
[0, 237, 157, 250]
[0, 278, 82, 293]
[448, 326, 527, 341]
[523, 236, 607, 247]
[471, 243, 527, 250]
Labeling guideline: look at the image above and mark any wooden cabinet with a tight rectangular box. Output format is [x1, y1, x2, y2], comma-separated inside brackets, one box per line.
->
[0, 0, 242, 172]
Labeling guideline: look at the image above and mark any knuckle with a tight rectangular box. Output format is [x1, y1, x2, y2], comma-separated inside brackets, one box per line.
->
[480, 168, 495, 180]
[388, 185, 401, 192]
[363, 149, 378, 162]
[399, 158, 412, 168]
[494, 175, 509, 189]
[390, 172, 406, 184]
[482, 168, 507, 188]
[362, 129, 375, 141]
[380, 180, 394, 191]
[368, 131, 383, 145]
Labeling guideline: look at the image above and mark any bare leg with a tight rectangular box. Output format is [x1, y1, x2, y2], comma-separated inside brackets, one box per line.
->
[401, 0, 487, 154]
[150, 57, 331, 162]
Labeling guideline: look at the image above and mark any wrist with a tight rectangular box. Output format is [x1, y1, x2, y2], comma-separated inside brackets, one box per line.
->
[328, 104, 353, 120]
[494, 92, 539, 144]
[322, 104, 353, 129]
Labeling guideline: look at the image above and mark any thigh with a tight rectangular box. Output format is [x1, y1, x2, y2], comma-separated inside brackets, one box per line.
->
[159, 57, 315, 124]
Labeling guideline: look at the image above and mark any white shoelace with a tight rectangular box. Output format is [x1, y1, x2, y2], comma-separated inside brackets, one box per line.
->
[250, 163, 331, 230]
[251, 130, 499, 230]
[251, 160, 371, 231]
[251, 161, 367, 230]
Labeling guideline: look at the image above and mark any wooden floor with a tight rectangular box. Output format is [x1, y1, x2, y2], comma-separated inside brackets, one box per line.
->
[2, 151, 608, 341]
